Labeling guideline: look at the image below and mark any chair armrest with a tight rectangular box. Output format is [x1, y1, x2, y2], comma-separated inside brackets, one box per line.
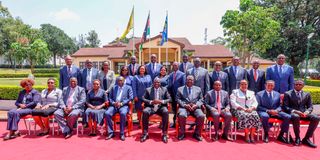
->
[128, 101, 133, 114]
[167, 103, 171, 112]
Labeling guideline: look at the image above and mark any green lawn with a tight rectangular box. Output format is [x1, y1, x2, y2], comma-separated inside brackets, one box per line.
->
[0, 78, 48, 86]
[0, 69, 31, 74]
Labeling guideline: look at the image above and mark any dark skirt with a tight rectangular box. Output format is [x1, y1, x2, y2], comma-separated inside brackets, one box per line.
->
[32, 107, 57, 117]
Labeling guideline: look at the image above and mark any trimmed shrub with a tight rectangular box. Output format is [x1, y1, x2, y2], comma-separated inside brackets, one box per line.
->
[0, 73, 59, 78]
[34, 68, 60, 74]
[304, 88, 320, 105]
[0, 86, 46, 100]
[306, 79, 320, 87]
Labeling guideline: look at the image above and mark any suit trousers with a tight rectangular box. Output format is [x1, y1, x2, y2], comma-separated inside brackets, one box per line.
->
[142, 106, 169, 135]
[54, 109, 82, 134]
[178, 108, 205, 136]
[207, 108, 232, 135]
[258, 111, 291, 134]
[7, 108, 33, 131]
[291, 113, 320, 139]
[105, 106, 129, 135]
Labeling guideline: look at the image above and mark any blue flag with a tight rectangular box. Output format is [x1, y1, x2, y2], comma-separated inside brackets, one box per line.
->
[160, 14, 168, 46]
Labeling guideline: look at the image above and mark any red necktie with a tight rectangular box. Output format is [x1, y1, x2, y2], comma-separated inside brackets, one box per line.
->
[132, 64, 135, 75]
[217, 91, 221, 113]
[254, 69, 257, 81]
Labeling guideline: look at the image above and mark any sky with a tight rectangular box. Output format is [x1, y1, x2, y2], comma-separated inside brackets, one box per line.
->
[1, 0, 239, 46]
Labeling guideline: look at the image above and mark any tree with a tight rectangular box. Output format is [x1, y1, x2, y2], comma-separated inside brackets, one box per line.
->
[40, 24, 76, 67]
[220, 0, 281, 68]
[210, 37, 227, 45]
[255, 0, 320, 71]
[86, 30, 100, 47]
[75, 34, 87, 48]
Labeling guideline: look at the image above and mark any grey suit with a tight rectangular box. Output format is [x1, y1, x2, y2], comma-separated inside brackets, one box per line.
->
[54, 86, 86, 134]
[179, 62, 193, 73]
[59, 65, 81, 89]
[224, 65, 247, 94]
[141, 86, 171, 134]
[80, 68, 99, 91]
[204, 89, 232, 134]
[247, 69, 265, 94]
[283, 90, 320, 139]
[176, 85, 205, 136]
[98, 70, 116, 94]
[186, 67, 210, 96]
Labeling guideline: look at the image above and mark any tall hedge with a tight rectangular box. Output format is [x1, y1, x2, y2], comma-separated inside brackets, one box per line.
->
[306, 79, 320, 87]
[0, 73, 59, 78]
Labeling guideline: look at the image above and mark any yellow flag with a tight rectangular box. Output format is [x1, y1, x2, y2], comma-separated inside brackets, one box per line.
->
[120, 7, 134, 40]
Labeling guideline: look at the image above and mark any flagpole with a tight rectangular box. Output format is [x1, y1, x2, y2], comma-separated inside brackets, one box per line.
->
[132, 6, 135, 58]
[165, 11, 168, 68]
[148, 11, 151, 63]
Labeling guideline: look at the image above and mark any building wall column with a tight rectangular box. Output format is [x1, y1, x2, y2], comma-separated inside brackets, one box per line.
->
[207, 59, 210, 70]
[158, 47, 161, 64]
[178, 47, 181, 63]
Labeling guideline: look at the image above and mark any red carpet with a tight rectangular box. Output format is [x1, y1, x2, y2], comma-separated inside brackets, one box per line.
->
[0, 122, 319, 160]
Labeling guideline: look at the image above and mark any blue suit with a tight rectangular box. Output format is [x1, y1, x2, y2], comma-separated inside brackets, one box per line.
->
[256, 90, 291, 134]
[266, 64, 294, 94]
[247, 69, 265, 94]
[224, 66, 247, 94]
[146, 62, 162, 81]
[105, 85, 133, 135]
[127, 63, 140, 76]
[59, 65, 81, 89]
[132, 75, 152, 110]
[210, 71, 229, 92]
[79, 68, 99, 91]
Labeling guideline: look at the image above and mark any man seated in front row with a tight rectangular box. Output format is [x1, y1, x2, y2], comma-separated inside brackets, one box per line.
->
[54, 77, 86, 139]
[283, 80, 320, 148]
[204, 80, 233, 141]
[105, 76, 133, 141]
[140, 78, 171, 143]
[256, 80, 291, 143]
[176, 75, 205, 141]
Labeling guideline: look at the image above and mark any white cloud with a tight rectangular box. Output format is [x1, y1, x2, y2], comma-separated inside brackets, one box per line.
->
[50, 8, 80, 21]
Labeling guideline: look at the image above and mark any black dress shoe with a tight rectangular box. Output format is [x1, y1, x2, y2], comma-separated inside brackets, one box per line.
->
[64, 133, 72, 139]
[264, 135, 269, 143]
[3, 134, 16, 141]
[120, 135, 125, 141]
[193, 134, 203, 141]
[162, 135, 168, 143]
[89, 133, 97, 137]
[105, 133, 115, 140]
[277, 135, 288, 144]
[140, 134, 149, 142]
[188, 124, 195, 130]
[302, 138, 317, 148]
[178, 134, 185, 140]
[212, 132, 219, 141]
[294, 137, 301, 146]
[221, 134, 233, 141]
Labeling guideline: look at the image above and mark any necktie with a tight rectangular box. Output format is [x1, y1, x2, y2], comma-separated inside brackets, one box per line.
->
[254, 69, 257, 81]
[194, 69, 199, 79]
[153, 63, 156, 73]
[173, 71, 177, 82]
[297, 92, 302, 104]
[279, 65, 283, 76]
[153, 89, 159, 112]
[234, 66, 237, 76]
[67, 88, 75, 107]
[216, 91, 221, 113]
[188, 87, 192, 96]
[268, 92, 272, 105]
[103, 77, 108, 91]
[184, 63, 187, 73]
[132, 64, 135, 75]
[116, 87, 122, 102]
[217, 71, 220, 80]
[68, 66, 71, 75]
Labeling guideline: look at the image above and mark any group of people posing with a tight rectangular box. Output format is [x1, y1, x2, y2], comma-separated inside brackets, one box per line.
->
[3, 54, 319, 148]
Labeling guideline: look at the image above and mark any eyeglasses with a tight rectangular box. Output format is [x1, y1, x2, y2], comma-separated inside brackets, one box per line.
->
[295, 84, 303, 86]
[47, 82, 54, 84]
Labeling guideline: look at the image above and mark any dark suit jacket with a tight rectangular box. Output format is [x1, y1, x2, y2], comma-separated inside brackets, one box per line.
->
[256, 90, 281, 112]
[266, 64, 294, 94]
[59, 65, 81, 89]
[127, 63, 140, 76]
[179, 62, 193, 73]
[167, 70, 186, 96]
[142, 86, 171, 108]
[80, 68, 99, 90]
[15, 89, 41, 109]
[210, 71, 229, 92]
[204, 89, 230, 110]
[109, 85, 133, 107]
[224, 65, 247, 94]
[247, 69, 266, 94]
[283, 90, 313, 114]
[146, 62, 162, 81]
[176, 85, 203, 109]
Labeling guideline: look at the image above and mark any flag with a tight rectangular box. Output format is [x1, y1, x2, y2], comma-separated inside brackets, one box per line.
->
[160, 13, 168, 46]
[140, 12, 150, 50]
[120, 7, 134, 40]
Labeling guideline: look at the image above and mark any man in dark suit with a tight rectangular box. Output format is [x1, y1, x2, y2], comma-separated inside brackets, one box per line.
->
[168, 62, 186, 128]
[105, 76, 133, 141]
[54, 77, 86, 139]
[127, 56, 140, 76]
[204, 81, 233, 141]
[146, 54, 162, 81]
[176, 75, 205, 141]
[59, 55, 81, 90]
[80, 59, 99, 92]
[224, 56, 247, 94]
[283, 80, 320, 148]
[266, 54, 294, 94]
[179, 54, 193, 73]
[141, 78, 171, 143]
[210, 61, 229, 92]
[186, 57, 210, 96]
[256, 80, 291, 143]
[247, 60, 265, 94]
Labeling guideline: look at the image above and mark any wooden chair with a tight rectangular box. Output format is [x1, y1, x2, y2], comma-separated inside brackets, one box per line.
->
[140, 102, 171, 135]
[175, 104, 205, 137]
[106, 101, 134, 137]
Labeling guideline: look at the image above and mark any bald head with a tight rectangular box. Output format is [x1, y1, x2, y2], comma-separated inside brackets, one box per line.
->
[65, 55, 72, 66]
